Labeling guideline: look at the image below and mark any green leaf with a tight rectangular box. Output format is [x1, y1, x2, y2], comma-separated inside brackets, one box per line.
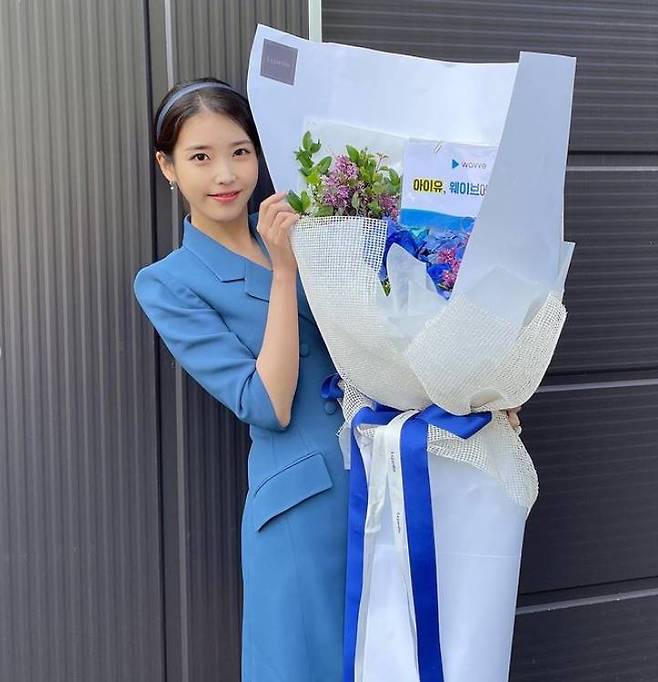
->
[306, 170, 321, 186]
[388, 168, 400, 184]
[346, 145, 360, 164]
[315, 204, 334, 217]
[309, 141, 322, 154]
[351, 192, 361, 210]
[367, 201, 382, 218]
[287, 191, 304, 214]
[297, 151, 313, 169]
[302, 131, 313, 152]
[316, 156, 332, 174]
[300, 190, 311, 211]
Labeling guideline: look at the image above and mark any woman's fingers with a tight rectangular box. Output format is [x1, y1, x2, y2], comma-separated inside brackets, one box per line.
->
[259, 192, 288, 226]
[256, 192, 299, 272]
[269, 212, 299, 244]
[260, 202, 297, 238]
[260, 198, 296, 235]
[505, 408, 521, 429]
[260, 191, 287, 209]
[272, 209, 299, 229]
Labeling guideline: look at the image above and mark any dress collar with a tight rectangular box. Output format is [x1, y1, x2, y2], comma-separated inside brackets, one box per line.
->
[181, 211, 315, 324]
[182, 211, 266, 282]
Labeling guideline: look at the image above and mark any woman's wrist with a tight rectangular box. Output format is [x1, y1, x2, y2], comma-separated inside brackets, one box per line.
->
[272, 264, 297, 282]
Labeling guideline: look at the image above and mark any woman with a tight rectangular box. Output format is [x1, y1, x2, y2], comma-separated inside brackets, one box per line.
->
[134, 77, 349, 681]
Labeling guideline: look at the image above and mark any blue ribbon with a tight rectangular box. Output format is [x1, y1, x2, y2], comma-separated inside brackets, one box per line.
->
[322, 373, 491, 682]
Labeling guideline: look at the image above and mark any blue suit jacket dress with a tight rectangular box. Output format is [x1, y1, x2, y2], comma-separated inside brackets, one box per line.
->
[134, 212, 349, 681]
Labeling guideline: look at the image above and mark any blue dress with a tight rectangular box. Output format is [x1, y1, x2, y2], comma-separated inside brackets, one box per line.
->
[134, 212, 349, 681]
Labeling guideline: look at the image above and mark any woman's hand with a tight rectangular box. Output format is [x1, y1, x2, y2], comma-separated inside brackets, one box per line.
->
[257, 191, 299, 274]
[505, 406, 522, 430]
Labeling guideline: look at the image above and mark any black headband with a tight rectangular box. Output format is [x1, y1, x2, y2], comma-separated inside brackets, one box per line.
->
[155, 81, 248, 138]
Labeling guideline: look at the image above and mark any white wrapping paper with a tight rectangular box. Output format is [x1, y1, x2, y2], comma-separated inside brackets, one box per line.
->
[247, 25, 576, 682]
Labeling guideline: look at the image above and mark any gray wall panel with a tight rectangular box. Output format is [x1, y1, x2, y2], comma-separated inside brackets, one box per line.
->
[511, 592, 658, 681]
[553, 168, 658, 373]
[172, 0, 308, 91]
[0, 1, 163, 681]
[520, 384, 658, 593]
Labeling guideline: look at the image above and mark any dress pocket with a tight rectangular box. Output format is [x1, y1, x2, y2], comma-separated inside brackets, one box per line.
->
[251, 451, 333, 532]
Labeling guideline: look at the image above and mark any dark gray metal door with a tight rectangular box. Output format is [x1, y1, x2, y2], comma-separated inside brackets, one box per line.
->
[0, 0, 164, 680]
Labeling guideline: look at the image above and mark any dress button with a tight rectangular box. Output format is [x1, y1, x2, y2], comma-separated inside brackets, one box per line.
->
[324, 401, 337, 415]
[299, 343, 310, 357]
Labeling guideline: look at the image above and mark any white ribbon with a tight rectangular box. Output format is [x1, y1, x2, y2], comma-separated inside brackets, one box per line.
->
[355, 411, 422, 682]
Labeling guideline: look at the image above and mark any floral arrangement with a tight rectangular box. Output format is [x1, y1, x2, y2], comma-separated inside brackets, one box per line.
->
[287, 131, 401, 220]
[287, 131, 470, 299]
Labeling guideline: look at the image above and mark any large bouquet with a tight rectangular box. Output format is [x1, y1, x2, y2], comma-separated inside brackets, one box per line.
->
[248, 25, 576, 682]
[287, 135, 565, 682]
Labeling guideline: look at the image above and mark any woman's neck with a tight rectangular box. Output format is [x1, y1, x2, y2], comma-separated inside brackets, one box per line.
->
[188, 207, 270, 268]
[189, 207, 252, 252]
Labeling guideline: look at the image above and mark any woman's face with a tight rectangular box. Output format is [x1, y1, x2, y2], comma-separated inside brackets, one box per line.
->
[158, 108, 260, 227]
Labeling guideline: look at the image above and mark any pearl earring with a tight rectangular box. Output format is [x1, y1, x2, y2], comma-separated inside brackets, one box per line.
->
[169, 180, 176, 190]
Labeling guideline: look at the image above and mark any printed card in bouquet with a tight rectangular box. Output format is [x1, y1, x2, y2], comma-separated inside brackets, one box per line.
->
[396, 140, 498, 299]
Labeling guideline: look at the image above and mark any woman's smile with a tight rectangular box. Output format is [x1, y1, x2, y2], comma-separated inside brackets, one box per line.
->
[209, 190, 241, 203]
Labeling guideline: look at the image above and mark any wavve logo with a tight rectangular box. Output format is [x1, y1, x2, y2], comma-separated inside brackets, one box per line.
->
[452, 158, 487, 169]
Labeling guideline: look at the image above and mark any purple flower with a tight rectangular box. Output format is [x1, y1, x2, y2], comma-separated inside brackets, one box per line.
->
[378, 193, 400, 220]
[320, 172, 352, 209]
[334, 155, 359, 180]
[378, 193, 392, 208]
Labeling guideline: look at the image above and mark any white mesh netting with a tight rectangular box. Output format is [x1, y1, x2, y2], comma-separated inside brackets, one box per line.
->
[292, 215, 566, 513]
[339, 378, 539, 511]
